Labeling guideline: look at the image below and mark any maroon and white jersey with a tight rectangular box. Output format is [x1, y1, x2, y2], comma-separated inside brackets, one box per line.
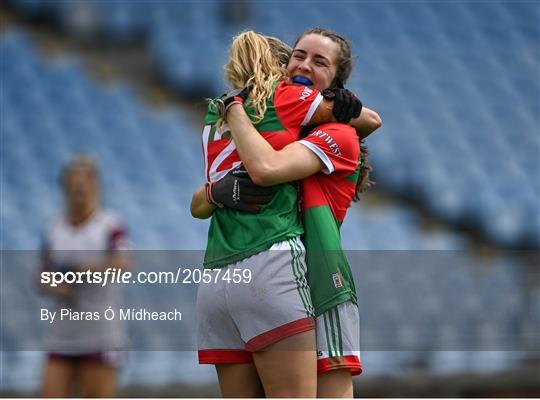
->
[43, 209, 129, 252]
[41, 209, 130, 354]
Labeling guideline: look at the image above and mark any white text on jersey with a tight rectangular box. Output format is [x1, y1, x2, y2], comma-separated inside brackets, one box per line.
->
[309, 130, 342, 156]
[300, 86, 313, 101]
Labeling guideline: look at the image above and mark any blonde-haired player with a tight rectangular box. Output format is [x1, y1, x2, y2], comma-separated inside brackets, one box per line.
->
[39, 154, 130, 397]
[192, 31, 379, 397]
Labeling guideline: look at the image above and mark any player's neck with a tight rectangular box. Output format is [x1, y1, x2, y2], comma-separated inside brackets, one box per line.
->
[67, 204, 97, 226]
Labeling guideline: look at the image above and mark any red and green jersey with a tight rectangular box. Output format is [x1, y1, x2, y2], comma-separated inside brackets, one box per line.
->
[298, 122, 361, 315]
[202, 81, 323, 267]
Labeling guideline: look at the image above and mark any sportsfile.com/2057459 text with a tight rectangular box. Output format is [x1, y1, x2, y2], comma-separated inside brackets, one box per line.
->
[40, 267, 252, 287]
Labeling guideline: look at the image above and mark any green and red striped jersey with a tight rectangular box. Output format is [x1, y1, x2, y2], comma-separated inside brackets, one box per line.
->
[298, 122, 361, 315]
[202, 81, 323, 267]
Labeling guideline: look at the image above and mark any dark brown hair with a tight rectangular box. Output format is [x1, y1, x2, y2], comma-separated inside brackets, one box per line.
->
[295, 28, 373, 200]
[356, 141, 374, 201]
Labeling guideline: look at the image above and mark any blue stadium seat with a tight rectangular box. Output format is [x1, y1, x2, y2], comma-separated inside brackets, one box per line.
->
[9, 1, 537, 247]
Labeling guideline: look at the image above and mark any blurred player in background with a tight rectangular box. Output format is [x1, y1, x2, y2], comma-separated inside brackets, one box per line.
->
[191, 30, 380, 397]
[39, 154, 130, 397]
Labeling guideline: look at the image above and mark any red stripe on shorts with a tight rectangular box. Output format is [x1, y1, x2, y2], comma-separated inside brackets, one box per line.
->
[246, 317, 315, 352]
[198, 349, 253, 364]
[317, 355, 363, 376]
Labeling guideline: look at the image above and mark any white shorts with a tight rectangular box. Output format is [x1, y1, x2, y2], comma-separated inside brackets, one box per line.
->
[316, 301, 362, 376]
[197, 237, 315, 364]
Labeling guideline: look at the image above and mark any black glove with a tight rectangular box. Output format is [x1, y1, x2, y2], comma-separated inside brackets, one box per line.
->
[321, 88, 362, 123]
[205, 167, 273, 214]
[216, 86, 252, 119]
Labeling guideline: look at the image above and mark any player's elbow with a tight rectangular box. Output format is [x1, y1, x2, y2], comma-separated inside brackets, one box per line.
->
[250, 170, 273, 187]
[249, 163, 278, 187]
[369, 111, 382, 130]
[189, 196, 199, 218]
[190, 193, 212, 219]
[357, 110, 382, 139]
[190, 203, 211, 219]
[189, 201, 200, 218]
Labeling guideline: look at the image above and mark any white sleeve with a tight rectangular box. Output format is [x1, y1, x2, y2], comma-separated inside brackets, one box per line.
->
[297, 140, 334, 175]
[300, 93, 324, 126]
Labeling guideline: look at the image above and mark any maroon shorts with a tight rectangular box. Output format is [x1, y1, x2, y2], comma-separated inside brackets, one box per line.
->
[47, 351, 124, 369]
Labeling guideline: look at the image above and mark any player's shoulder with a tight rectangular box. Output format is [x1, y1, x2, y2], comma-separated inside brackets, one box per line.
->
[275, 80, 290, 90]
[275, 80, 318, 99]
[304, 122, 359, 158]
[309, 122, 357, 140]
[204, 100, 220, 125]
[276, 80, 293, 91]
[97, 209, 124, 227]
[99, 209, 130, 249]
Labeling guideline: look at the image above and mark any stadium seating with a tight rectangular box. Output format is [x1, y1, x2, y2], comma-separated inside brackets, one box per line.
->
[0, 30, 208, 251]
[15, 0, 537, 247]
[341, 205, 529, 374]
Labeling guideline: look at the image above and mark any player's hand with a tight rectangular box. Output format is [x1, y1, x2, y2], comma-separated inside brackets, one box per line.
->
[216, 86, 252, 119]
[205, 167, 273, 213]
[321, 88, 363, 123]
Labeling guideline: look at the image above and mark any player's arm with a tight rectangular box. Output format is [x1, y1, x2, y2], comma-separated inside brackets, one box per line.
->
[70, 252, 131, 273]
[38, 278, 73, 297]
[191, 169, 273, 215]
[309, 98, 382, 139]
[94, 251, 131, 271]
[227, 104, 324, 186]
[273, 85, 381, 139]
[73, 227, 132, 273]
[191, 185, 216, 219]
[355, 107, 382, 139]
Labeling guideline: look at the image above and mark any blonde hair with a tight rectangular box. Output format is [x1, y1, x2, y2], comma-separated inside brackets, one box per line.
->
[60, 154, 99, 189]
[221, 31, 291, 125]
[265, 35, 293, 69]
